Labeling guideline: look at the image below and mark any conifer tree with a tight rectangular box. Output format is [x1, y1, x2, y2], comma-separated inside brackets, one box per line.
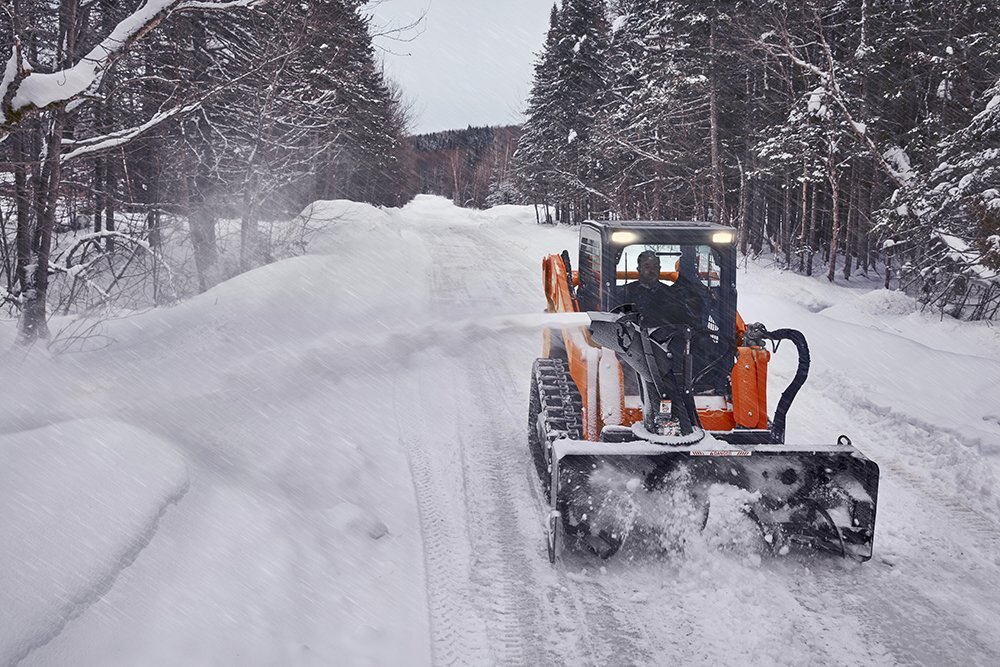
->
[514, 0, 610, 222]
[513, 4, 564, 221]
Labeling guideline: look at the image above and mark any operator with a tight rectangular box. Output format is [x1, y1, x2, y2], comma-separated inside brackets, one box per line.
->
[621, 250, 704, 327]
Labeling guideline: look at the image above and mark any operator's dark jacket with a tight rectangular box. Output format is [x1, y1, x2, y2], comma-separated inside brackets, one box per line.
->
[622, 277, 704, 327]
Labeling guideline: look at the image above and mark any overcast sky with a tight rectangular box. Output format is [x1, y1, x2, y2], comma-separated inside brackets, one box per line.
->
[366, 0, 553, 135]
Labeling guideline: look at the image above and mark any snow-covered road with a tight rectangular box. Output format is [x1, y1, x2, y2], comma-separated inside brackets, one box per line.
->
[3, 195, 1000, 665]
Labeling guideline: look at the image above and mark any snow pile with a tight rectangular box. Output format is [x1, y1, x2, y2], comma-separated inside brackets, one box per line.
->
[0, 198, 439, 665]
[818, 281, 1000, 362]
[476, 203, 540, 227]
[845, 288, 919, 316]
[0, 419, 188, 666]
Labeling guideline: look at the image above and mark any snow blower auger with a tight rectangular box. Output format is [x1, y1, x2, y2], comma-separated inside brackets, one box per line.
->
[530, 221, 879, 563]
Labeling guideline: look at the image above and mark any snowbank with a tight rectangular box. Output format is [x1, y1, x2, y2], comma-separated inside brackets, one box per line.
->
[0, 419, 188, 666]
[476, 203, 540, 227]
[0, 196, 432, 666]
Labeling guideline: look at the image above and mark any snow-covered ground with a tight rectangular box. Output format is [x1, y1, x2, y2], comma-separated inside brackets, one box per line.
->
[2, 195, 1000, 665]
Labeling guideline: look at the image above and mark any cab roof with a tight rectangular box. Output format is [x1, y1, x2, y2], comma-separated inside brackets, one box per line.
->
[584, 219, 737, 234]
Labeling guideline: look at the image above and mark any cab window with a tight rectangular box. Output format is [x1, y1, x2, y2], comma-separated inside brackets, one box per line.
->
[615, 244, 721, 288]
[577, 227, 602, 310]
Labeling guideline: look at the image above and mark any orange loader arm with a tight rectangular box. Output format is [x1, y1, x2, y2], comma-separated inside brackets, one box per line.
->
[542, 254, 578, 314]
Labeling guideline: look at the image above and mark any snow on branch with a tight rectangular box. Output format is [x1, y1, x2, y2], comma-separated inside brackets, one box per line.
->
[0, 0, 267, 138]
[62, 101, 202, 160]
[176, 0, 263, 9]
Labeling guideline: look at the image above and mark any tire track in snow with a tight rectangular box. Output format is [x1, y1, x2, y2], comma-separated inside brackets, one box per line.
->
[477, 346, 656, 666]
[408, 220, 618, 665]
[454, 404, 553, 665]
[520, 454, 673, 666]
[397, 425, 493, 666]
[480, 348, 663, 667]
[397, 220, 549, 665]
[401, 360, 569, 666]
[416, 224, 559, 665]
[803, 565, 1000, 666]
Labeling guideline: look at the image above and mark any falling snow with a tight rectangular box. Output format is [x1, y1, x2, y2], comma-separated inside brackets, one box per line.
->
[2, 196, 1000, 665]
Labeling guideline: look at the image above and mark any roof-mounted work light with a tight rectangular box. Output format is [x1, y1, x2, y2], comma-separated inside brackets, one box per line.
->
[610, 231, 639, 244]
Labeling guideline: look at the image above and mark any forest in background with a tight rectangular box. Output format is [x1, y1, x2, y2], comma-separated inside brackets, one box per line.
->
[409, 125, 521, 209]
[4, 0, 1000, 350]
[512, 0, 1000, 320]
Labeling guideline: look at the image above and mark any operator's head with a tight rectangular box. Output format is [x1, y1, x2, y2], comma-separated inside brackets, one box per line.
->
[637, 250, 661, 286]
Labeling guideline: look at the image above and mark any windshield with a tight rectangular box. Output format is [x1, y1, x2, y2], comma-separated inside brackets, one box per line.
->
[613, 242, 730, 393]
[614, 244, 722, 288]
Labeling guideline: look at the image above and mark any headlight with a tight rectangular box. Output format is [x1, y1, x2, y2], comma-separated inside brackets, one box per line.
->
[610, 231, 639, 244]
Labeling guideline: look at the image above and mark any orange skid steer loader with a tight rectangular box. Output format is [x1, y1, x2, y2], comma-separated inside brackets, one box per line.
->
[529, 220, 879, 562]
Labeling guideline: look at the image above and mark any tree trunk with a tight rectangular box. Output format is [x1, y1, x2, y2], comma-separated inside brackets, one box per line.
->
[884, 248, 892, 289]
[843, 163, 858, 280]
[799, 160, 809, 273]
[13, 126, 32, 296]
[240, 168, 261, 272]
[827, 161, 841, 282]
[737, 161, 749, 255]
[94, 157, 105, 235]
[18, 114, 63, 343]
[807, 183, 819, 277]
[186, 20, 219, 291]
[708, 22, 727, 226]
[104, 151, 117, 253]
[751, 178, 765, 255]
[861, 158, 875, 273]
[783, 171, 793, 268]
[189, 203, 218, 292]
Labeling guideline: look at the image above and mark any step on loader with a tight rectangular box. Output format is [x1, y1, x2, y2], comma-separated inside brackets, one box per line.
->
[530, 220, 879, 563]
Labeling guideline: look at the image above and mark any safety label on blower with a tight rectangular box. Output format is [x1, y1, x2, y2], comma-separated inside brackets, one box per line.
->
[690, 450, 752, 457]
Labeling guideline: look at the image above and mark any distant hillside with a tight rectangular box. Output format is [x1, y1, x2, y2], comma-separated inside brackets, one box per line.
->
[407, 125, 522, 208]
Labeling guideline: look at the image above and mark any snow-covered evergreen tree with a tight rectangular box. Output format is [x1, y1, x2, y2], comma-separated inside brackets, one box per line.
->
[513, 0, 610, 222]
[593, 0, 708, 220]
[888, 78, 1000, 296]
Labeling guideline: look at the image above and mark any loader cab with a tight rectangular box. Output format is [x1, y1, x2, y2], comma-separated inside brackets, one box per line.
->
[577, 220, 739, 393]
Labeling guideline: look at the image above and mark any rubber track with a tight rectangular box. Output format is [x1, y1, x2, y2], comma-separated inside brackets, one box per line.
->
[530, 358, 583, 490]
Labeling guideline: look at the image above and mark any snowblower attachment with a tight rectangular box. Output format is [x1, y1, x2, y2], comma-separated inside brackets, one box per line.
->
[538, 312, 879, 563]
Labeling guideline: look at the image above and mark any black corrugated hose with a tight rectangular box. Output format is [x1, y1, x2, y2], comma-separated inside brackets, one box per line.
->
[763, 328, 810, 444]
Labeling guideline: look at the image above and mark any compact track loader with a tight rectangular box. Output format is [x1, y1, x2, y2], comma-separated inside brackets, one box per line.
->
[530, 220, 879, 563]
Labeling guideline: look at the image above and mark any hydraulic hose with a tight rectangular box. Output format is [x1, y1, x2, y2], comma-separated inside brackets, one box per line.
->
[762, 328, 810, 444]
